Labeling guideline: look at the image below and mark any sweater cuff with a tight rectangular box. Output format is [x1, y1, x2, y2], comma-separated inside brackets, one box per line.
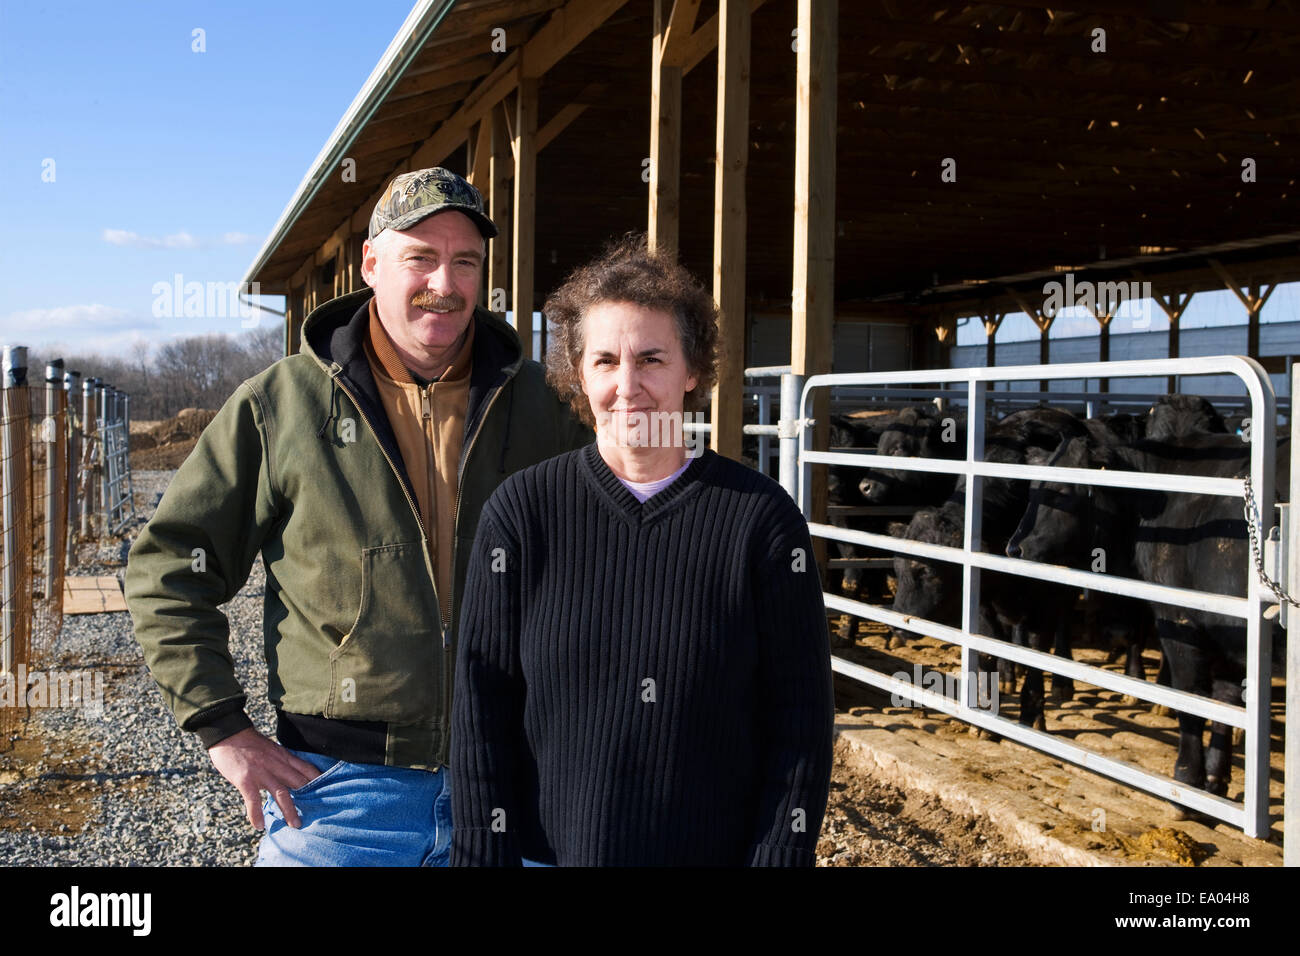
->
[189, 706, 255, 749]
[450, 827, 522, 867]
[749, 843, 816, 867]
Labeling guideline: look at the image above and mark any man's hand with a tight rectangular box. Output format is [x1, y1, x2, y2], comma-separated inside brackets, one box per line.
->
[208, 728, 323, 830]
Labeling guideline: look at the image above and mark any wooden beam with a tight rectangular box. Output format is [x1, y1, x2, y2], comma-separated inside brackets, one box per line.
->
[316, 219, 351, 266]
[790, 0, 836, 379]
[468, 118, 491, 188]
[520, 0, 629, 78]
[791, 0, 835, 539]
[660, 0, 702, 68]
[678, 0, 765, 75]
[513, 73, 539, 359]
[489, 102, 512, 319]
[536, 83, 606, 152]
[649, 0, 683, 257]
[709, 0, 749, 460]
[348, 0, 631, 237]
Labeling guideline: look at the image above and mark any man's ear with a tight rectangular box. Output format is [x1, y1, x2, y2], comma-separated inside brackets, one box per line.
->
[360, 239, 378, 288]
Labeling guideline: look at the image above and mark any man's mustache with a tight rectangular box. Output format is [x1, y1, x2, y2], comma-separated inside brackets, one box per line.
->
[411, 291, 466, 312]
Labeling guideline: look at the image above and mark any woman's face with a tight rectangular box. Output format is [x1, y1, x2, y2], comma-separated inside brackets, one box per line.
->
[578, 301, 698, 447]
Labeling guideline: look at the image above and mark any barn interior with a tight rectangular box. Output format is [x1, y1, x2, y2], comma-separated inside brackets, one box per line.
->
[244, 0, 1300, 450]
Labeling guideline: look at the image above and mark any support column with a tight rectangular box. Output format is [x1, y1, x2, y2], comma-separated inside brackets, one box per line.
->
[489, 102, 513, 319]
[982, 312, 1004, 369]
[709, 0, 750, 460]
[1154, 290, 1192, 394]
[649, 0, 697, 257]
[791, 0, 836, 526]
[1089, 305, 1115, 404]
[1211, 259, 1276, 364]
[512, 76, 538, 360]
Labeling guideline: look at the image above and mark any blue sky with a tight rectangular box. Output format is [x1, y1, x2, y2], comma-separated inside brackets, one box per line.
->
[0, 0, 414, 355]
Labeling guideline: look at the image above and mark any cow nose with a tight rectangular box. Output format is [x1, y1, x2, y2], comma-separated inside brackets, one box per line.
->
[1006, 540, 1022, 558]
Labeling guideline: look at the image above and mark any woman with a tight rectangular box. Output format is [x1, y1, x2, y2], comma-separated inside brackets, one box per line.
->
[449, 236, 833, 866]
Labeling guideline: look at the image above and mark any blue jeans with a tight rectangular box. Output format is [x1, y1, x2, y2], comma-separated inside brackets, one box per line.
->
[254, 748, 452, 867]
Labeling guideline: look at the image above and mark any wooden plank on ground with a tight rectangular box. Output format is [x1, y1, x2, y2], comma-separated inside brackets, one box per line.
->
[63, 576, 127, 614]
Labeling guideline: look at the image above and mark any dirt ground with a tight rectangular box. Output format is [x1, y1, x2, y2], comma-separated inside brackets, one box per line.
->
[128, 409, 216, 470]
[817, 736, 1033, 865]
[824, 584, 1287, 866]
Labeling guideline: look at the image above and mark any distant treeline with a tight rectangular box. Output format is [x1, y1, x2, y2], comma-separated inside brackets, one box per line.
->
[26, 325, 282, 421]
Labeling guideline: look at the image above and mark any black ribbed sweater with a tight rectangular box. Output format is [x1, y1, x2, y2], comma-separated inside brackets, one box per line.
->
[449, 442, 833, 867]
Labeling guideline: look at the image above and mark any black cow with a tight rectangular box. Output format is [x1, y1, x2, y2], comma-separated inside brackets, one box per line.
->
[1006, 425, 1289, 804]
[860, 405, 967, 505]
[1006, 431, 1157, 693]
[1145, 394, 1228, 442]
[891, 407, 1090, 729]
[826, 412, 916, 642]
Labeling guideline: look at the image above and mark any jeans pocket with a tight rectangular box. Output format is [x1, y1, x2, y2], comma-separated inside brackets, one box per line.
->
[288, 757, 347, 797]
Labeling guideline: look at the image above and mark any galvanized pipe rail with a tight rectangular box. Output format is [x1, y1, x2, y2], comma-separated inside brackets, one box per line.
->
[794, 356, 1279, 839]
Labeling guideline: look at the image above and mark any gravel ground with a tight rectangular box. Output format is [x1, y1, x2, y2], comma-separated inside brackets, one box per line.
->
[0, 470, 273, 865]
[1, 468, 1028, 866]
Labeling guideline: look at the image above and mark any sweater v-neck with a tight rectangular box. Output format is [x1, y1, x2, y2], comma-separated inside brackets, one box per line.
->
[579, 442, 713, 525]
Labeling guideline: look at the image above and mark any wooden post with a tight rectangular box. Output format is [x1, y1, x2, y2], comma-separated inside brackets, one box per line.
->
[1211, 259, 1275, 363]
[468, 119, 492, 191]
[1, 347, 31, 682]
[710, 0, 750, 460]
[982, 312, 1004, 369]
[1038, 321, 1051, 393]
[513, 76, 538, 359]
[649, 0, 696, 257]
[1090, 305, 1115, 405]
[791, 0, 836, 533]
[1154, 290, 1192, 393]
[489, 102, 513, 319]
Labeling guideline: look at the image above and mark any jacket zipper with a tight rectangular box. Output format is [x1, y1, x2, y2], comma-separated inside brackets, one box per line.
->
[330, 364, 509, 769]
[420, 386, 445, 623]
[331, 371, 430, 546]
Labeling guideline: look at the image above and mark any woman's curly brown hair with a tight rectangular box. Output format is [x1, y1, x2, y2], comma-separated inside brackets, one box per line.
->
[543, 234, 720, 427]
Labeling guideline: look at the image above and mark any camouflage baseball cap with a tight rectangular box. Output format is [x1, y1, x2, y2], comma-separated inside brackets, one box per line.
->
[368, 167, 498, 241]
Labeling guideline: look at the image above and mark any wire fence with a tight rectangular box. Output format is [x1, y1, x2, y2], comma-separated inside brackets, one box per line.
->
[1, 349, 135, 737]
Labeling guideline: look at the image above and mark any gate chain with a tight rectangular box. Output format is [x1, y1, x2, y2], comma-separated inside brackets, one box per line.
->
[1243, 471, 1300, 609]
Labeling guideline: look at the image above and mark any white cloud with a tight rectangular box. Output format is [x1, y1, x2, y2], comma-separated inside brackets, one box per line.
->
[0, 304, 160, 354]
[102, 228, 200, 249]
[101, 229, 256, 249]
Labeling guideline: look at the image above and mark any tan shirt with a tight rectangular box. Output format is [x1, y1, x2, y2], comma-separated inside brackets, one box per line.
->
[363, 299, 475, 624]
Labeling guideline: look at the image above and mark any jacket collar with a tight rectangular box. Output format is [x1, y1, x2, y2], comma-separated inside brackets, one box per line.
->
[300, 288, 526, 493]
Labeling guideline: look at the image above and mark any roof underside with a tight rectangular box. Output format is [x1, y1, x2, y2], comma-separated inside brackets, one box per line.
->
[253, 0, 1300, 308]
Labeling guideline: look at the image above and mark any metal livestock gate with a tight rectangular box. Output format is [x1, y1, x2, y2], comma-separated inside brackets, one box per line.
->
[782, 356, 1291, 842]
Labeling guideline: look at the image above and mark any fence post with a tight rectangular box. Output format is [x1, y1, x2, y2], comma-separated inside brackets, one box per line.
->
[64, 368, 80, 565]
[2, 346, 30, 676]
[1286, 365, 1300, 865]
[43, 359, 64, 601]
[81, 378, 95, 538]
[780, 372, 804, 500]
[97, 382, 110, 531]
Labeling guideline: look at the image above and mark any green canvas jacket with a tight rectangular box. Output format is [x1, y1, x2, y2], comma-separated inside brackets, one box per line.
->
[125, 289, 591, 770]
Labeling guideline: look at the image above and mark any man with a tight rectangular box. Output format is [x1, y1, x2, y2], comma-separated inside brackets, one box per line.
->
[125, 167, 592, 866]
